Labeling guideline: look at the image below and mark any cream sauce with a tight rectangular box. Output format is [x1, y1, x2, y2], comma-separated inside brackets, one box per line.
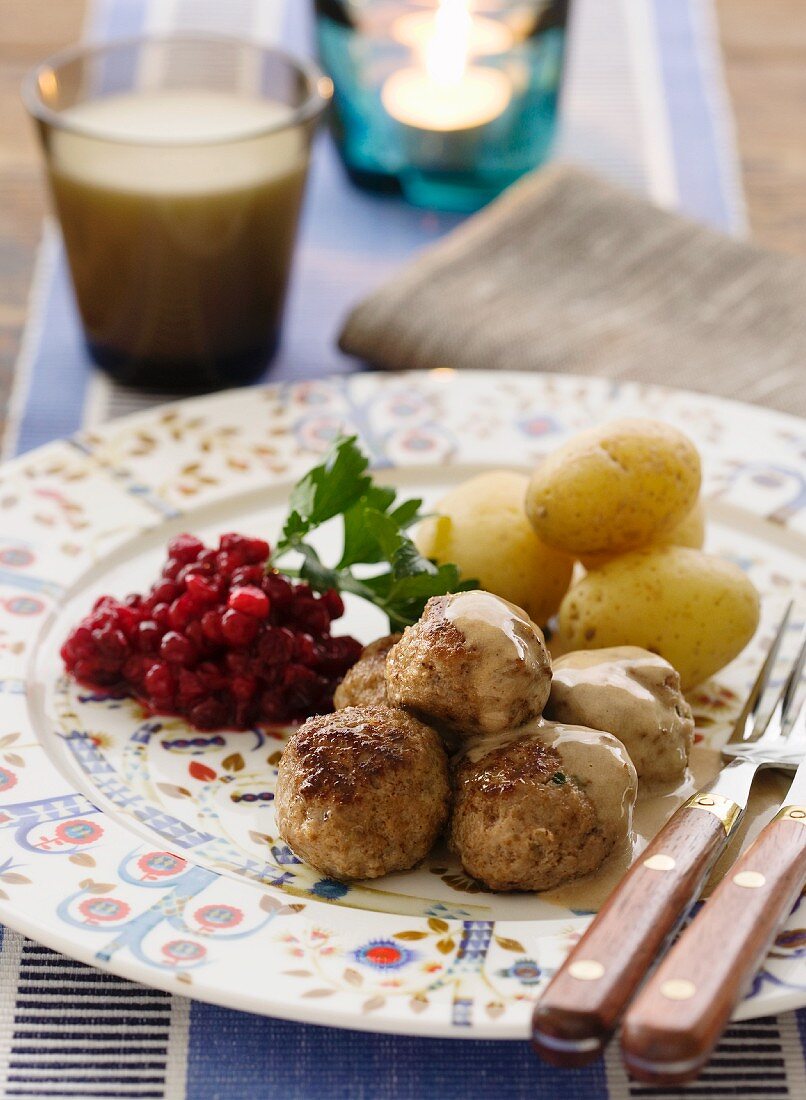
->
[552, 646, 660, 702]
[549, 646, 693, 782]
[545, 721, 638, 845]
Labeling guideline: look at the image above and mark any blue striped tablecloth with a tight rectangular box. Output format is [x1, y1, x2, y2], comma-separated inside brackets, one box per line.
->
[4, 2, 804, 1098]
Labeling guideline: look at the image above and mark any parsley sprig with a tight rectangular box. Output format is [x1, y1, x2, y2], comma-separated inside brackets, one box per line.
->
[269, 435, 472, 631]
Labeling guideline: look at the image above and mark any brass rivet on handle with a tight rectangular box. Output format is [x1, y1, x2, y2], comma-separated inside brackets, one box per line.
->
[660, 979, 696, 1001]
[733, 870, 766, 889]
[568, 960, 605, 981]
[643, 854, 676, 871]
[698, 796, 715, 807]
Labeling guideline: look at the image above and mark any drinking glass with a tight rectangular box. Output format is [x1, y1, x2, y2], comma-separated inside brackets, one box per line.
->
[23, 35, 332, 391]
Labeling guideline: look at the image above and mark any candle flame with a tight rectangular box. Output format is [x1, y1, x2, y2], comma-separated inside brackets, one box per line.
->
[425, 0, 472, 87]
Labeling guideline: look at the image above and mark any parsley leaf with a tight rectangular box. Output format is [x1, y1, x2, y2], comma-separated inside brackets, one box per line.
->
[281, 434, 371, 545]
[271, 435, 473, 630]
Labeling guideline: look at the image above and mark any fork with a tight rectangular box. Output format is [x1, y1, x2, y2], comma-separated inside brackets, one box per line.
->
[622, 682, 806, 1082]
[532, 604, 802, 1067]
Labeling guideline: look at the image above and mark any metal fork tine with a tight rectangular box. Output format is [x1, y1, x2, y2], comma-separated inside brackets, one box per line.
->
[754, 631, 806, 745]
[788, 698, 806, 741]
[743, 628, 806, 750]
[782, 633, 806, 738]
[729, 602, 794, 745]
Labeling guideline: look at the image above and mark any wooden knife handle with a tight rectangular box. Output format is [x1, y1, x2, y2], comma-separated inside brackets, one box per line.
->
[621, 807, 806, 1084]
[532, 793, 739, 1067]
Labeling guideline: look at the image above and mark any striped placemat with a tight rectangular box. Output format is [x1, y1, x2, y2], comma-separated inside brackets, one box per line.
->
[4, 2, 805, 1098]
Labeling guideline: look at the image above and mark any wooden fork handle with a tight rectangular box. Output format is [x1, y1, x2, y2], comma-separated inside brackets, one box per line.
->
[532, 794, 740, 1067]
[621, 807, 806, 1085]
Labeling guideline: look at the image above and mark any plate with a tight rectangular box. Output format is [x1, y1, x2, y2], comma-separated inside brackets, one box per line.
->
[1, 370, 805, 1039]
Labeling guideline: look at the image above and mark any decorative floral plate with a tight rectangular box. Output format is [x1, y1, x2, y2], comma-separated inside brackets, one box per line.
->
[1, 370, 805, 1038]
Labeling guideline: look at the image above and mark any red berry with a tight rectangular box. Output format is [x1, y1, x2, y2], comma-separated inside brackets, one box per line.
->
[231, 675, 258, 702]
[293, 597, 330, 636]
[293, 632, 317, 666]
[114, 605, 142, 638]
[224, 650, 252, 676]
[201, 610, 224, 644]
[196, 549, 218, 571]
[151, 580, 180, 606]
[122, 655, 148, 684]
[93, 625, 129, 661]
[219, 533, 269, 563]
[168, 594, 196, 631]
[230, 565, 264, 587]
[144, 661, 174, 700]
[151, 602, 171, 628]
[176, 669, 205, 705]
[160, 631, 197, 666]
[189, 698, 228, 730]
[283, 665, 321, 715]
[197, 662, 227, 691]
[161, 558, 183, 581]
[167, 534, 204, 565]
[228, 586, 270, 619]
[260, 690, 288, 723]
[75, 660, 120, 687]
[189, 573, 221, 600]
[185, 619, 206, 652]
[315, 635, 364, 675]
[322, 588, 345, 619]
[215, 551, 241, 576]
[257, 626, 296, 665]
[221, 609, 260, 646]
[136, 621, 163, 654]
[263, 573, 294, 614]
[68, 625, 95, 659]
[234, 700, 257, 728]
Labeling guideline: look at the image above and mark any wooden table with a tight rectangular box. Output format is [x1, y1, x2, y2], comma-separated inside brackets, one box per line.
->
[1, 0, 804, 441]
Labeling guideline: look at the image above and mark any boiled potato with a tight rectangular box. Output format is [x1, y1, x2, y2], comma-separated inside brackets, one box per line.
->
[556, 545, 759, 689]
[580, 497, 706, 570]
[416, 470, 574, 626]
[525, 419, 701, 557]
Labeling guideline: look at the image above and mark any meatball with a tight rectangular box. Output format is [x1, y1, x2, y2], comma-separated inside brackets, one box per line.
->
[275, 705, 450, 881]
[547, 646, 694, 782]
[451, 721, 637, 891]
[333, 634, 401, 710]
[386, 591, 551, 739]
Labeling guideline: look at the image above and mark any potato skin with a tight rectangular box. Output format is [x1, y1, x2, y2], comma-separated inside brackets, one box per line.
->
[580, 497, 706, 570]
[556, 546, 759, 690]
[658, 496, 706, 551]
[415, 471, 573, 626]
[525, 419, 701, 557]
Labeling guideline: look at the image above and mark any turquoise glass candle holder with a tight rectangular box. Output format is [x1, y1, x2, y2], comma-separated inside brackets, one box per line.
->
[314, 0, 570, 212]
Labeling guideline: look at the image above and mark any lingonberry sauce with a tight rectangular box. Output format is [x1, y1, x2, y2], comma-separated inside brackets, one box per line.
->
[60, 532, 363, 730]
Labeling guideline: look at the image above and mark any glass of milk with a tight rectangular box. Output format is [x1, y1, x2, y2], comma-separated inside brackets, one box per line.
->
[23, 35, 332, 391]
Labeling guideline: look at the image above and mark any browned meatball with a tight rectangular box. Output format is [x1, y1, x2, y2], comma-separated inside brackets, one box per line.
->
[275, 705, 450, 880]
[451, 723, 636, 891]
[333, 634, 401, 710]
[386, 591, 551, 739]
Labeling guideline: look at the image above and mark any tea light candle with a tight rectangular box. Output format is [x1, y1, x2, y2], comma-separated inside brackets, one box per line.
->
[382, 0, 512, 149]
[391, 5, 513, 59]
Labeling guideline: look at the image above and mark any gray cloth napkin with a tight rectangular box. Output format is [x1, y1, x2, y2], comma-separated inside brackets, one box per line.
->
[339, 165, 806, 418]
